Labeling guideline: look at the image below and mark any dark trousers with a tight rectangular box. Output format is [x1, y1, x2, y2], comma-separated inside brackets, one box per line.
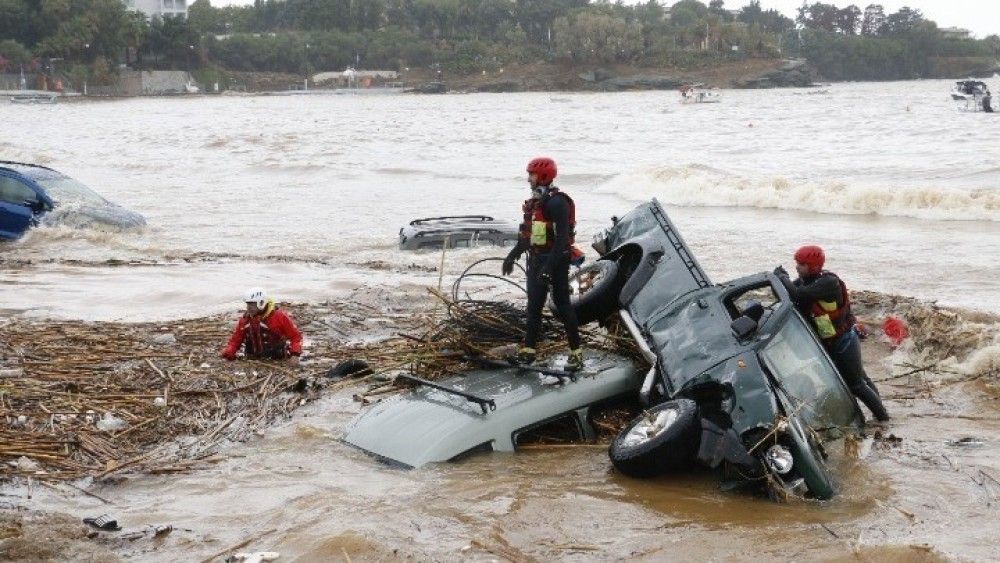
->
[525, 253, 581, 350]
[828, 330, 889, 421]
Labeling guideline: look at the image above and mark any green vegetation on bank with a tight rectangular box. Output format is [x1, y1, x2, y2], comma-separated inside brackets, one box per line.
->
[0, 0, 997, 87]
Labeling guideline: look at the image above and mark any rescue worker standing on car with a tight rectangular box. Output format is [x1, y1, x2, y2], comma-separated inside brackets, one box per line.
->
[221, 287, 303, 363]
[501, 157, 583, 371]
[774, 246, 889, 421]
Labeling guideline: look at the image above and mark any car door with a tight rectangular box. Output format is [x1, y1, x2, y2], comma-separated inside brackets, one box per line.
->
[0, 173, 43, 239]
[758, 313, 864, 434]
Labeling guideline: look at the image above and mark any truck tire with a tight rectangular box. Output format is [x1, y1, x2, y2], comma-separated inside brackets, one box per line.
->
[549, 260, 622, 325]
[788, 417, 836, 500]
[609, 399, 700, 478]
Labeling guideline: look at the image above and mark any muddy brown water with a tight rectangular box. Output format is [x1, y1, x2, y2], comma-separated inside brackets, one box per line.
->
[3, 338, 999, 562]
[3, 84, 1000, 561]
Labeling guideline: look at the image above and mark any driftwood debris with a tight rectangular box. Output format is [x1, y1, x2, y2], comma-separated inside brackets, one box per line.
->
[0, 303, 384, 482]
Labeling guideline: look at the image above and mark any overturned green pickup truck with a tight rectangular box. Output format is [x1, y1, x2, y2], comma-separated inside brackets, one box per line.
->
[346, 199, 863, 499]
[583, 199, 863, 499]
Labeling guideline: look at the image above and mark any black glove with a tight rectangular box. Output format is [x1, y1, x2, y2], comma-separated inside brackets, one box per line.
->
[773, 265, 789, 278]
[502, 248, 521, 276]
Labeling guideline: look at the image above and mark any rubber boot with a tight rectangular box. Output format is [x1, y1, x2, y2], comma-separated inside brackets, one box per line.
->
[565, 348, 584, 372]
[853, 383, 889, 422]
[863, 374, 881, 397]
[514, 347, 536, 365]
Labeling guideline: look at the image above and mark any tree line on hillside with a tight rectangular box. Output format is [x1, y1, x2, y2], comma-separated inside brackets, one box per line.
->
[792, 3, 1000, 79]
[0, 0, 997, 86]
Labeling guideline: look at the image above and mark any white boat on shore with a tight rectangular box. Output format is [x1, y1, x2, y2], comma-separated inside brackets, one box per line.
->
[5, 90, 58, 104]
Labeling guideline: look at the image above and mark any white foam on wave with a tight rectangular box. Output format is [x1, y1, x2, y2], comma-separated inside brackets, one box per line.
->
[596, 165, 1000, 222]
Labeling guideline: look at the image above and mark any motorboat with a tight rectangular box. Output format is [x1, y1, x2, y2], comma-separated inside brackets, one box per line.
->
[679, 84, 721, 104]
[951, 79, 988, 101]
[951, 79, 995, 113]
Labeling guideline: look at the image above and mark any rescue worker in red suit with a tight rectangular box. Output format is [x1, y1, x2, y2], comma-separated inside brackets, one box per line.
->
[221, 287, 303, 362]
[774, 246, 889, 421]
[501, 157, 584, 371]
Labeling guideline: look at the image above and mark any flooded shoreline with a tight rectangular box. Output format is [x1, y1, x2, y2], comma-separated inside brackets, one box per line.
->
[2, 80, 999, 561]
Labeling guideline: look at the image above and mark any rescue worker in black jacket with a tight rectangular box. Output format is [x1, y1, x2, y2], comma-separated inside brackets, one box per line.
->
[501, 157, 583, 371]
[775, 245, 889, 421]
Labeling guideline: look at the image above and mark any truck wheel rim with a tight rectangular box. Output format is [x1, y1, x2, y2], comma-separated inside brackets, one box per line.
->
[621, 408, 678, 448]
[571, 267, 603, 296]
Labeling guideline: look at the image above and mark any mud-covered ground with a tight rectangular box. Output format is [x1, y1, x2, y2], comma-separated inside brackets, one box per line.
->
[1, 290, 998, 562]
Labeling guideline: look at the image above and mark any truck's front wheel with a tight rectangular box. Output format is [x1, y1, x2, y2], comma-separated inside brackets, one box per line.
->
[609, 399, 701, 477]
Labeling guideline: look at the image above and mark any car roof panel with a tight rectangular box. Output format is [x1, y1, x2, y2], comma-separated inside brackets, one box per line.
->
[344, 354, 642, 468]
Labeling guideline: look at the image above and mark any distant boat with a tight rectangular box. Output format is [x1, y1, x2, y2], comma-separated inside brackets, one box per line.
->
[679, 84, 721, 104]
[951, 79, 994, 113]
[950, 79, 987, 101]
[8, 91, 57, 104]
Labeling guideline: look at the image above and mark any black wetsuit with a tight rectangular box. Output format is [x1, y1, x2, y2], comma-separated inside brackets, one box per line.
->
[514, 192, 581, 351]
[778, 271, 889, 421]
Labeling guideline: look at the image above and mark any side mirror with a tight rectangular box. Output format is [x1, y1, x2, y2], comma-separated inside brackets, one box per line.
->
[731, 315, 758, 340]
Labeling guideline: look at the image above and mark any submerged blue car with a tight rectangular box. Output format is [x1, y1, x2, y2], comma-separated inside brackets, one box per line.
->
[0, 161, 146, 240]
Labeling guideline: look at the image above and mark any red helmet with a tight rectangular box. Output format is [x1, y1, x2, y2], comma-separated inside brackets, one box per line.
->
[527, 157, 557, 186]
[794, 245, 825, 274]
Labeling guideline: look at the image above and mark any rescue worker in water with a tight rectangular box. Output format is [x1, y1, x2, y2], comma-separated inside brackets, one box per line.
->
[221, 287, 303, 362]
[775, 246, 889, 422]
[501, 157, 584, 371]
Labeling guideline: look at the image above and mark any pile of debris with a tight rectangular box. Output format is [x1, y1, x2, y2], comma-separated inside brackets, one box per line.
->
[0, 276, 640, 481]
[350, 285, 643, 402]
[0, 301, 388, 481]
[852, 290, 1000, 388]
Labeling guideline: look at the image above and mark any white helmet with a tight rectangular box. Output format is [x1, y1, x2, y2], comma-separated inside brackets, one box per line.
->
[244, 287, 267, 308]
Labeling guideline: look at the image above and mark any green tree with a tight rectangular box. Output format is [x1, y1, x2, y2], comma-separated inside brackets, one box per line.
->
[986, 34, 1000, 58]
[553, 11, 641, 63]
[34, 0, 135, 64]
[836, 5, 861, 35]
[143, 15, 203, 70]
[797, 3, 840, 32]
[861, 4, 885, 35]
[188, 0, 222, 34]
[669, 0, 709, 29]
[883, 6, 923, 35]
[0, 38, 31, 70]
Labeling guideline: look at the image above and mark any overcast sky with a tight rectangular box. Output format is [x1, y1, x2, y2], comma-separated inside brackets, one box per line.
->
[210, 1, 1000, 38]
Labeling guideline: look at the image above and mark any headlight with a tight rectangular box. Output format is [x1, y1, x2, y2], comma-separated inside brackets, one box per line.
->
[765, 444, 794, 475]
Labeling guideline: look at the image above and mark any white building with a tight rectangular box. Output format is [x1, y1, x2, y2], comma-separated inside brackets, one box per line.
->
[124, 0, 189, 20]
[939, 27, 973, 40]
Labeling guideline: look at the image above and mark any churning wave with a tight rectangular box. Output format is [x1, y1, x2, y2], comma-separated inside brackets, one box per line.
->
[597, 165, 1000, 222]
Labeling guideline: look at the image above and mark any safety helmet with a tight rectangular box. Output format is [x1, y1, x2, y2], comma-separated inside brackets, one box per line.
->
[244, 287, 267, 309]
[794, 245, 825, 275]
[527, 157, 557, 186]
